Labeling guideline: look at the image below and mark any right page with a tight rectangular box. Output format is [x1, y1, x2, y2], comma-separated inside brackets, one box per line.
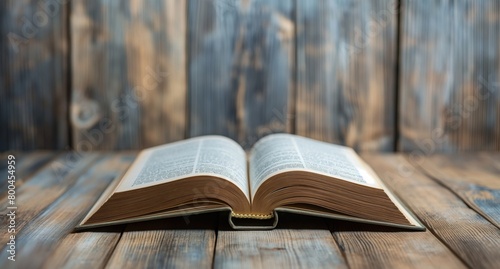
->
[249, 133, 380, 199]
[249, 133, 424, 229]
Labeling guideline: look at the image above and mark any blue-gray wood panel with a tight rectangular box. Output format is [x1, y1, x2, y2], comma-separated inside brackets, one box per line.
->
[296, 0, 399, 152]
[188, 0, 295, 149]
[0, 0, 69, 151]
[399, 0, 500, 152]
[69, 0, 187, 150]
[1, 0, 499, 152]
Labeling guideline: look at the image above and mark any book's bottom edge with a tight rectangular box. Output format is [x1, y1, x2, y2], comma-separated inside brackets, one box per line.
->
[74, 207, 232, 231]
[75, 207, 425, 232]
[275, 207, 425, 231]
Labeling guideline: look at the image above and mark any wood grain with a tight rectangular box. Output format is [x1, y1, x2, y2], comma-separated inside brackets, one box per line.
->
[399, 0, 500, 152]
[106, 215, 217, 269]
[412, 154, 500, 229]
[39, 153, 135, 269]
[0, 152, 498, 267]
[0, 152, 98, 248]
[0, 0, 69, 151]
[330, 221, 466, 269]
[0, 153, 134, 268]
[189, 0, 295, 148]
[362, 154, 500, 269]
[0, 151, 57, 200]
[70, 0, 186, 150]
[0, 153, 7, 172]
[484, 152, 500, 170]
[42, 226, 124, 269]
[296, 0, 398, 151]
[214, 213, 347, 269]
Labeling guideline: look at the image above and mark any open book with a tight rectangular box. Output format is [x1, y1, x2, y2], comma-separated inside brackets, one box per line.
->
[77, 134, 424, 230]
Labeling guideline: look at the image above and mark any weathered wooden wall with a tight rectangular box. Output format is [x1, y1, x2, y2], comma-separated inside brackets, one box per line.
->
[296, 0, 398, 151]
[399, 0, 500, 152]
[70, 0, 186, 150]
[0, 0, 69, 151]
[1, 0, 499, 152]
[189, 0, 295, 148]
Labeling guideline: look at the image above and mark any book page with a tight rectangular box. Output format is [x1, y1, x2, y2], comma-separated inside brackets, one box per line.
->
[116, 136, 249, 199]
[249, 134, 380, 198]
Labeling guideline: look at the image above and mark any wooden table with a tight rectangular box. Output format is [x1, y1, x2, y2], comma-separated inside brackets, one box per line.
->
[0, 152, 499, 268]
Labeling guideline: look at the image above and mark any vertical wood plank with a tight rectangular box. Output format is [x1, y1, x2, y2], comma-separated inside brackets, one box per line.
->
[189, 0, 295, 148]
[296, 0, 398, 151]
[0, 0, 69, 151]
[399, 0, 500, 152]
[70, 0, 186, 150]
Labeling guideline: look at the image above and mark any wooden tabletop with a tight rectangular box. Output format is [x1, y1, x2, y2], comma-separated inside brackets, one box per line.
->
[0, 152, 499, 268]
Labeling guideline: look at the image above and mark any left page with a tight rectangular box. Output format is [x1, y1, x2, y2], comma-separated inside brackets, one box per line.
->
[115, 136, 250, 201]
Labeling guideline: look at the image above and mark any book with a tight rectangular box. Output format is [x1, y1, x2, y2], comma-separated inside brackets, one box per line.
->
[76, 134, 425, 231]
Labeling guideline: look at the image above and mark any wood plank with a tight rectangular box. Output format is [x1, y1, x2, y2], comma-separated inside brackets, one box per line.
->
[411, 154, 500, 229]
[483, 152, 500, 170]
[0, 152, 99, 248]
[296, 0, 397, 151]
[0, 151, 58, 200]
[0, 153, 134, 268]
[362, 154, 500, 269]
[39, 153, 135, 269]
[399, 0, 500, 152]
[106, 214, 217, 269]
[189, 0, 295, 148]
[329, 221, 466, 269]
[70, 0, 186, 150]
[0, 152, 15, 180]
[42, 226, 124, 269]
[0, 0, 69, 150]
[214, 213, 347, 269]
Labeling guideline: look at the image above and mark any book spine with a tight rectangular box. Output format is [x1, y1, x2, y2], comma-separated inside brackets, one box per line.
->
[228, 211, 279, 230]
[230, 212, 274, 219]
